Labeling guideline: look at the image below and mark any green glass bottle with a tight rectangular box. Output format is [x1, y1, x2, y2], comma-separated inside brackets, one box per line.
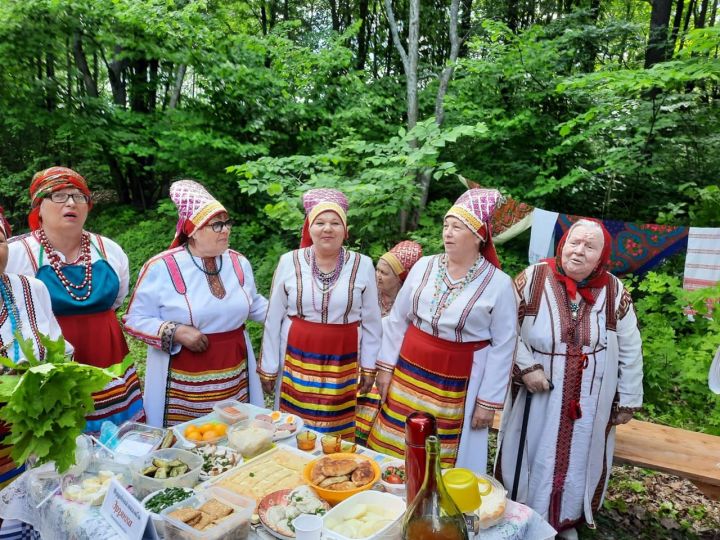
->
[402, 435, 469, 539]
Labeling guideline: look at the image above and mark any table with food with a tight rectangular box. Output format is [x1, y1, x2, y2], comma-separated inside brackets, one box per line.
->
[0, 400, 556, 540]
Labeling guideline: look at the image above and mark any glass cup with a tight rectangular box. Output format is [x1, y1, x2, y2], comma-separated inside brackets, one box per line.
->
[296, 430, 317, 451]
[292, 514, 323, 540]
[321, 435, 341, 454]
[443, 467, 481, 513]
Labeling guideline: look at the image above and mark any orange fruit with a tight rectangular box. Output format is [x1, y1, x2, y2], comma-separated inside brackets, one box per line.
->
[184, 425, 199, 437]
[213, 424, 227, 436]
[186, 431, 202, 442]
[199, 423, 217, 434]
[202, 430, 219, 441]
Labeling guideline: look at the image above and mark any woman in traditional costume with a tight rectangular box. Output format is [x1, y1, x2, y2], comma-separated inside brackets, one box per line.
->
[495, 219, 643, 539]
[355, 240, 422, 445]
[123, 180, 267, 427]
[367, 188, 517, 472]
[7, 167, 143, 433]
[259, 188, 382, 440]
[0, 207, 72, 539]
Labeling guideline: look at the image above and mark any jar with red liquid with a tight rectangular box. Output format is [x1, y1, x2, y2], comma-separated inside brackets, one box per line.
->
[404, 411, 437, 504]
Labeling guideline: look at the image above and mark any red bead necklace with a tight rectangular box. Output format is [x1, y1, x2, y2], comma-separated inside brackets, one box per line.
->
[36, 228, 94, 301]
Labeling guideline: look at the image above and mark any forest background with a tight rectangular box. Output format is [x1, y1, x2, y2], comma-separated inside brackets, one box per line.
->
[1, 0, 719, 536]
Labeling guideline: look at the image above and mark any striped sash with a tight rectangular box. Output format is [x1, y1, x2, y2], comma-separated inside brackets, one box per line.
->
[280, 317, 359, 439]
[165, 326, 248, 426]
[367, 324, 488, 467]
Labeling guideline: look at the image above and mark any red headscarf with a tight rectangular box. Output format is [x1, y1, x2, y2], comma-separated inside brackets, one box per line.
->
[28, 167, 93, 231]
[543, 218, 612, 304]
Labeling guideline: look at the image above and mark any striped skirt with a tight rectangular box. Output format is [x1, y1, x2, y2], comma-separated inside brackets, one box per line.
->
[280, 317, 359, 439]
[165, 327, 248, 426]
[57, 309, 145, 433]
[355, 385, 382, 446]
[367, 324, 488, 467]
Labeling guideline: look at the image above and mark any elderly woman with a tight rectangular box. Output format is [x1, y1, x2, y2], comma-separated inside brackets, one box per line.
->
[259, 188, 382, 440]
[123, 180, 267, 427]
[367, 189, 517, 472]
[495, 219, 643, 539]
[7, 167, 143, 433]
[355, 240, 423, 445]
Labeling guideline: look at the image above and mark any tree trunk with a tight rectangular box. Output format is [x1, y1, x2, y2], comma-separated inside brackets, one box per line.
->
[507, 0, 519, 32]
[670, 0, 685, 55]
[261, 4, 268, 35]
[169, 64, 187, 109]
[459, 0, 473, 57]
[46, 53, 55, 111]
[65, 38, 72, 108]
[696, 0, 710, 27]
[645, 0, 673, 68]
[330, 0, 341, 31]
[679, 0, 696, 51]
[72, 32, 99, 98]
[710, 0, 719, 26]
[357, 0, 370, 70]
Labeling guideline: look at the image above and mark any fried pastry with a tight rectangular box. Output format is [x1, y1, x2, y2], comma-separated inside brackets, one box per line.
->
[199, 498, 233, 521]
[319, 475, 350, 487]
[321, 458, 358, 477]
[328, 480, 357, 491]
[351, 461, 374, 486]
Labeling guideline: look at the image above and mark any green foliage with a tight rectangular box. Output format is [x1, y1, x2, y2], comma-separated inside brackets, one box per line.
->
[0, 334, 112, 472]
[631, 272, 720, 434]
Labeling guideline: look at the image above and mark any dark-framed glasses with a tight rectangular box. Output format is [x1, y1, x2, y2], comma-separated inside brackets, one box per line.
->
[48, 192, 91, 204]
[209, 219, 235, 233]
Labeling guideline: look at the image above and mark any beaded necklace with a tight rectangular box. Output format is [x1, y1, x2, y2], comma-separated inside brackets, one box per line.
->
[36, 228, 93, 301]
[430, 254, 484, 319]
[0, 276, 22, 363]
[310, 247, 345, 313]
[185, 244, 223, 276]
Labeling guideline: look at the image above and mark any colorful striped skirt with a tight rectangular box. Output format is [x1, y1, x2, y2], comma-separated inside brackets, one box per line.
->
[355, 385, 382, 446]
[165, 327, 248, 426]
[367, 324, 488, 467]
[57, 309, 145, 433]
[0, 419, 23, 490]
[280, 317, 359, 439]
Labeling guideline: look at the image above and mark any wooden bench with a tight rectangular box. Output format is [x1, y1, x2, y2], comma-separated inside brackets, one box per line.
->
[491, 416, 720, 500]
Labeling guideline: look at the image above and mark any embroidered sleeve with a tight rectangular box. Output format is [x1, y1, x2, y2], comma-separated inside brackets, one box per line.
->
[159, 321, 179, 354]
[617, 288, 633, 321]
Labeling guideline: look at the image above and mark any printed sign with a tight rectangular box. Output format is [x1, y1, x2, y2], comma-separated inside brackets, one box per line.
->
[100, 478, 157, 540]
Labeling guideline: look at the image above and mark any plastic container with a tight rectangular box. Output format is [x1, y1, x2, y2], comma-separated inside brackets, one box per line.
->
[160, 485, 255, 539]
[142, 487, 197, 531]
[322, 491, 406, 540]
[131, 448, 204, 499]
[173, 415, 229, 448]
[302, 453, 381, 506]
[111, 423, 167, 463]
[226, 423, 274, 459]
[379, 459, 406, 497]
[60, 458, 130, 506]
[212, 400, 250, 425]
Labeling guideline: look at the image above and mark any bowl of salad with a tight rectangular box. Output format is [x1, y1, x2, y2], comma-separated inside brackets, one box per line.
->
[379, 460, 406, 497]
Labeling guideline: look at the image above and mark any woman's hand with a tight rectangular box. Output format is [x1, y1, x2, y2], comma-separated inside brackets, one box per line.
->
[522, 368, 551, 393]
[375, 370, 393, 402]
[358, 373, 375, 395]
[471, 405, 494, 429]
[173, 324, 209, 353]
[611, 409, 634, 425]
[261, 378, 276, 395]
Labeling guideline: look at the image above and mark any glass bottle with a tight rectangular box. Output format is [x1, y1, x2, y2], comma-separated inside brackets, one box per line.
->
[404, 411, 437, 503]
[402, 435, 469, 540]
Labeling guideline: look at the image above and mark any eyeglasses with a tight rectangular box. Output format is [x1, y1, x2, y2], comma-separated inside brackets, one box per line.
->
[48, 192, 91, 204]
[208, 219, 234, 233]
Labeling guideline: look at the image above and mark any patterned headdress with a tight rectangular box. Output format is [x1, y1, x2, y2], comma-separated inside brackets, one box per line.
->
[0, 206, 11, 239]
[300, 188, 349, 248]
[445, 188, 505, 268]
[169, 180, 226, 248]
[28, 167, 93, 231]
[380, 240, 423, 281]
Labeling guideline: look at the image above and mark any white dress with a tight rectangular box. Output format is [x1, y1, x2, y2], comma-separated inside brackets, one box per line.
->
[496, 263, 643, 531]
[123, 247, 268, 427]
[259, 248, 382, 408]
[369, 254, 518, 473]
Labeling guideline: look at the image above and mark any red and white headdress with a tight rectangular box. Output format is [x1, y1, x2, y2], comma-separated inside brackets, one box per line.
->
[445, 188, 505, 268]
[380, 240, 423, 281]
[169, 180, 226, 248]
[300, 188, 348, 248]
[28, 166, 93, 231]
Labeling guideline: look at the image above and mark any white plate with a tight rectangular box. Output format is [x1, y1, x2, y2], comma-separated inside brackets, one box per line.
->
[254, 412, 305, 441]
